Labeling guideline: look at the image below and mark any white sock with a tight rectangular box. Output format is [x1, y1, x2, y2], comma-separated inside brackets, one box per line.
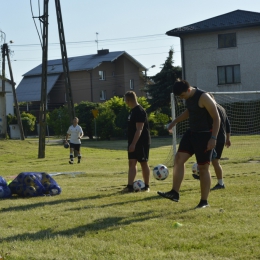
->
[218, 179, 224, 185]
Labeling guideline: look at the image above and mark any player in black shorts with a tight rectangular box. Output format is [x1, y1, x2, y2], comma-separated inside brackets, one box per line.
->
[193, 94, 231, 190]
[209, 93, 231, 190]
[121, 91, 151, 193]
[157, 80, 220, 208]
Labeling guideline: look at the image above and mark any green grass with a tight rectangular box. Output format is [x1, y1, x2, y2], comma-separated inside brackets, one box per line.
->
[0, 137, 260, 260]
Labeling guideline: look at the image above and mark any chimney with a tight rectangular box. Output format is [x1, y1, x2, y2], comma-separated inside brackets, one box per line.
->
[97, 49, 109, 55]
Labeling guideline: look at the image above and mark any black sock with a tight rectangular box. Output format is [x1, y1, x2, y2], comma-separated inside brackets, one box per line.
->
[199, 199, 208, 205]
[170, 189, 179, 196]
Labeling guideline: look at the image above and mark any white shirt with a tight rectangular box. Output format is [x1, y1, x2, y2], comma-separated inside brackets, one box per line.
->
[67, 125, 83, 144]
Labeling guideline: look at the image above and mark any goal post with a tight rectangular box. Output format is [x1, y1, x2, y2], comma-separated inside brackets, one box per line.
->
[166, 91, 260, 166]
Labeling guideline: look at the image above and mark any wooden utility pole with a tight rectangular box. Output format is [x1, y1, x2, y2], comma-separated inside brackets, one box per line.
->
[38, 0, 75, 158]
[1, 41, 24, 140]
[4, 43, 25, 140]
[38, 0, 49, 158]
[55, 0, 75, 121]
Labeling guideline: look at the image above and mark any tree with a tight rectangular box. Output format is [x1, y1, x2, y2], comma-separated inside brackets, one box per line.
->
[75, 101, 98, 139]
[145, 48, 182, 112]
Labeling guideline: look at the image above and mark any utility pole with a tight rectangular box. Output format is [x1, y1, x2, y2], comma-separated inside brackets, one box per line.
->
[55, 0, 75, 122]
[38, 0, 75, 158]
[38, 0, 49, 158]
[1, 31, 24, 140]
[3, 43, 25, 140]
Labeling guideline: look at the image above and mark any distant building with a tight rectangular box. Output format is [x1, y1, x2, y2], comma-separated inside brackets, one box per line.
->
[16, 49, 147, 111]
[166, 10, 260, 93]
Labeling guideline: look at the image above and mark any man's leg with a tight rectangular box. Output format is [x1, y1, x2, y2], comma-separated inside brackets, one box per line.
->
[128, 159, 138, 186]
[69, 147, 74, 164]
[172, 152, 191, 192]
[198, 164, 211, 200]
[140, 161, 150, 188]
[212, 159, 223, 180]
[211, 159, 225, 190]
[157, 152, 190, 201]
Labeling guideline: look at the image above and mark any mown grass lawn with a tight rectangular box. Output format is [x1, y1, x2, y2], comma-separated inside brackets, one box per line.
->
[0, 136, 260, 260]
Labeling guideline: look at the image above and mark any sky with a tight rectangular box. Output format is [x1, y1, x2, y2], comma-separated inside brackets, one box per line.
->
[1, 0, 260, 87]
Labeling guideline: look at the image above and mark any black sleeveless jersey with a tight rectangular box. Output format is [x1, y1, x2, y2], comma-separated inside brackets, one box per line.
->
[186, 88, 213, 132]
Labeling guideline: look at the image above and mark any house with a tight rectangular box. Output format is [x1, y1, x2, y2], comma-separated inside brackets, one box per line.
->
[16, 49, 147, 111]
[0, 79, 15, 137]
[166, 10, 260, 93]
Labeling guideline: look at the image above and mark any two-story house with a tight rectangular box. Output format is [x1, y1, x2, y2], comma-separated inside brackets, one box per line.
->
[16, 49, 147, 110]
[166, 10, 260, 93]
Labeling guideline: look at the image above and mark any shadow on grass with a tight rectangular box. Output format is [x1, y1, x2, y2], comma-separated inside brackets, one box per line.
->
[68, 194, 162, 212]
[0, 192, 120, 213]
[0, 212, 157, 243]
[0, 190, 162, 213]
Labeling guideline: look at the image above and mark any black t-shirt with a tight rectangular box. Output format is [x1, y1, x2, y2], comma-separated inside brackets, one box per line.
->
[186, 88, 213, 132]
[216, 103, 231, 143]
[128, 105, 151, 145]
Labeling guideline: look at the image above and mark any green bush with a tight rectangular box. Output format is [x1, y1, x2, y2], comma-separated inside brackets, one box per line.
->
[47, 107, 70, 137]
[94, 107, 116, 140]
[75, 101, 99, 139]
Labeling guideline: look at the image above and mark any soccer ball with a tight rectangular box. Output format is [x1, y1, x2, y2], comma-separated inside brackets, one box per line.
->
[64, 142, 69, 149]
[133, 179, 145, 192]
[24, 186, 37, 197]
[24, 175, 36, 186]
[153, 164, 169, 180]
[192, 163, 199, 175]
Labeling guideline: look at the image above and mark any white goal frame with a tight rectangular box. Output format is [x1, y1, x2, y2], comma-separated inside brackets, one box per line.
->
[169, 91, 260, 166]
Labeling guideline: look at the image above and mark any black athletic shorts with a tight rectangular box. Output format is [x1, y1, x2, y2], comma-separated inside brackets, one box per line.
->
[214, 141, 225, 159]
[128, 144, 150, 162]
[178, 129, 214, 165]
[70, 143, 81, 151]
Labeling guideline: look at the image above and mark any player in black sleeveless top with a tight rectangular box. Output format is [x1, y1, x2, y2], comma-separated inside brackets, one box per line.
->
[121, 91, 151, 193]
[158, 80, 220, 208]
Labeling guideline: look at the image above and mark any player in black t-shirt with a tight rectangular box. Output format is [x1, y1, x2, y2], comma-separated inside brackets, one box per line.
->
[157, 80, 220, 208]
[192, 95, 231, 190]
[121, 91, 151, 193]
[209, 93, 231, 190]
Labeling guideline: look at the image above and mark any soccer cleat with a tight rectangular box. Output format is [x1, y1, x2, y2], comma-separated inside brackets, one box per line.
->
[157, 190, 179, 202]
[195, 201, 209, 209]
[211, 183, 225, 191]
[192, 173, 200, 180]
[77, 159, 80, 164]
[121, 186, 134, 193]
[141, 187, 150, 192]
[69, 160, 74, 164]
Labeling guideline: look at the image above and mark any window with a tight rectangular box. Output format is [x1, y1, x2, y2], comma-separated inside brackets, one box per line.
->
[130, 79, 134, 89]
[100, 90, 107, 100]
[217, 65, 241, 85]
[99, 71, 105, 80]
[218, 33, 236, 48]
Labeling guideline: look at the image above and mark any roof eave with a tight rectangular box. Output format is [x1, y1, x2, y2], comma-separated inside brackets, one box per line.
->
[166, 23, 260, 37]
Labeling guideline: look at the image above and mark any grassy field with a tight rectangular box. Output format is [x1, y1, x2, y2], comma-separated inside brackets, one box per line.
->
[0, 136, 260, 260]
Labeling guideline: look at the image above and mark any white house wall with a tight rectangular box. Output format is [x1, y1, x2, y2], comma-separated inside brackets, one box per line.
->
[182, 27, 260, 93]
[0, 81, 14, 115]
